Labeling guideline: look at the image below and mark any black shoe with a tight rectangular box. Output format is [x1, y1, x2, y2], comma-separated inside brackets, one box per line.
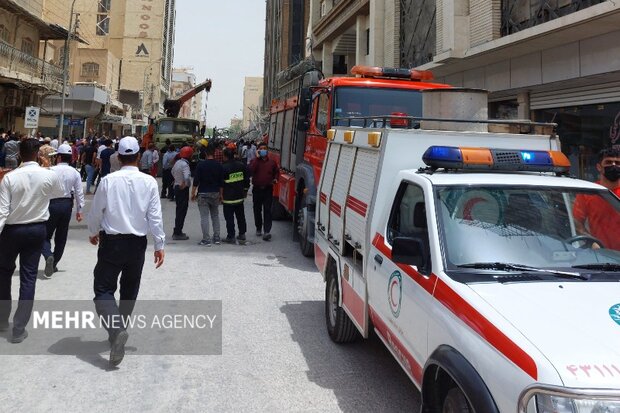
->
[263, 233, 272, 241]
[237, 234, 246, 245]
[222, 237, 236, 244]
[0, 320, 8, 332]
[53, 266, 59, 273]
[172, 233, 189, 241]
[44, 256, 54, 279]
[255, 230, 262, 237]
[11, 329, 28, 344]
[213, 237, 221, 245]
[110, 330, 129, 366]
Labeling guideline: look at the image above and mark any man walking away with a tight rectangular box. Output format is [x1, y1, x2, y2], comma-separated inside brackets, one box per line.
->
[171, 146, 193, 240]
[87, 136, 165, 366]
[161, 145, 176, 200]
[43, 144, 85, 278]
[99, 139, 115, 179]
[3, 136, 19, 169]
[221, 148, 250, 245]
[109, 142, 121, 173]
[192, 145, 224, 246]
[82, 140, 97, 194]
[140, 144, 153, 174]
[0, 139, 64, 343]
[249, 143, 279, 241]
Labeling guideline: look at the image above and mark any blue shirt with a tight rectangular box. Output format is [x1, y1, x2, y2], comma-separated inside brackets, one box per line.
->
[193, 159, 224, 193]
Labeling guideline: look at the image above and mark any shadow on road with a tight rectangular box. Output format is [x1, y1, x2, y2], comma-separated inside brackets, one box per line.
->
[47, 337, 136, 372]
[280, 301, 420, 412]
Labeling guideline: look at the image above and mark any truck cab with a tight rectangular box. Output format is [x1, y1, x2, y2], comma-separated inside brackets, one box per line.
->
[153, 117, 200, 149]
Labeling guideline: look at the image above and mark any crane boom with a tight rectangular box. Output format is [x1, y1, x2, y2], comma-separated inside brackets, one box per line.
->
[163, 79, 212, 118]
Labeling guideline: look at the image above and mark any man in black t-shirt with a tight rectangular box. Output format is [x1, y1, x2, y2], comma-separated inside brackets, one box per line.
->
[81, 140, 98, 194]
[99, 139, 115, 179]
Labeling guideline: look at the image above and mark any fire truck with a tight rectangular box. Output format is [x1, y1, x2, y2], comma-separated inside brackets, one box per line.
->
[315, 88, 620, 412]
[266, 62, 449, 256]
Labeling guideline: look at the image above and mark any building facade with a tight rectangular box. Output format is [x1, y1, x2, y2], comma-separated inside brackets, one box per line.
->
[242, 76, 264, 130]
[171, 67, 203, 122]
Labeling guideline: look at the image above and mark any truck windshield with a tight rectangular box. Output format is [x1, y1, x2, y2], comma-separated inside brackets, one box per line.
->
[332, 87, 422, 126]
[158, 120, 198, 135]
[435, 185, 620, 272]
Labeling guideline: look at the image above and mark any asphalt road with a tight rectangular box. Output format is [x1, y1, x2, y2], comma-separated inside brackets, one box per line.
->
[0, 186, 420, 412]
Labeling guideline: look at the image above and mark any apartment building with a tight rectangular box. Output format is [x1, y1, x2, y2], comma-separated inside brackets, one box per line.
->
[242, 76, 263, 130]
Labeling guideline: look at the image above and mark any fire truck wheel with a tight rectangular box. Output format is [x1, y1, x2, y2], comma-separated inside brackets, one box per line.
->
[442, 387, 472, 413]
[325, 272, 358, 343]
[298, 194, 314, 257]
[271, 197, 288, 221]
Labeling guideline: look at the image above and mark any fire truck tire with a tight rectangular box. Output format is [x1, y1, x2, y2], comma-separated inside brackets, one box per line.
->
[325, 272, 358, 343]
[298, 194, 314, 257]
[442, 387, 472, 413]
[271, 197, 288, 221]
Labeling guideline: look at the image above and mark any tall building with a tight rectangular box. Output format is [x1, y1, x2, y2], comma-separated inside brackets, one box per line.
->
[171, 67, 204, 122]
[263, 0, 311, 109]
[242, 77, 264, 130]
[40, 0, 176, 138]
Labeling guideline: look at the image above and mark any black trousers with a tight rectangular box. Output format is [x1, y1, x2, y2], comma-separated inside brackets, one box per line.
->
[174, 186, 190, 235]
[0, 223, 47, 335]
[161, 169, 174, 198]
[223, 203, 246, 238]
[42, 198, 73, 266]
[93, 233, 147, 338]
[253, 186, 273, 233]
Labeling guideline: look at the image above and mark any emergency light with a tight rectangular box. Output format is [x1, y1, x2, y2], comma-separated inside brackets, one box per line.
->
[351, 65, 434, 81]
[422, 146, 571, 173]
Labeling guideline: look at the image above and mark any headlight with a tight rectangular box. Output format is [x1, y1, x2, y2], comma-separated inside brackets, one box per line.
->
[536, 395, 620, 413]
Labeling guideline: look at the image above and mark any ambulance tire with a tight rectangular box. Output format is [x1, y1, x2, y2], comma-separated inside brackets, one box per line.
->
[325, 272, 358, 343]
[298, 194, 314, 257]
[271, 197, 287, 221]
[442, 387, 471, 413]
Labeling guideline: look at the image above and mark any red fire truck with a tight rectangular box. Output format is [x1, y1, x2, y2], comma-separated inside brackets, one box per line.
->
[266, 63, 449, 256]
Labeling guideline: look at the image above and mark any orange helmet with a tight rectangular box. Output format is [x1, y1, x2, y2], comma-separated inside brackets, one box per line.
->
[226, 142, 236, 151]
[180, 146, 193, 159]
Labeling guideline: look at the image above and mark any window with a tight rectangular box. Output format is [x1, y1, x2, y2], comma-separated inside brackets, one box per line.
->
[315, 93, 329, 135]
[320, 0, 327, 17]
[21, 37, 34, 55]
[0, 24, 10, 43]
[387, 182, 431, 274]
[365, 28, 370, 56]
[81, 62, 100, 78]
[97, 0, 111, 36]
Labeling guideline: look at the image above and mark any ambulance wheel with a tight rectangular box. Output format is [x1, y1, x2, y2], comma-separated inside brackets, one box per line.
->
[298, 194, 314, 257]
[325, 272, 358, 343]
[271, 197, 287, 221]
[442, 387, 471, 413]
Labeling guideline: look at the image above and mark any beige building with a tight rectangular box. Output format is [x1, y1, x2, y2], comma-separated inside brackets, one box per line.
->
[171, 67, 204, 122]
[242, 76, 263, 130]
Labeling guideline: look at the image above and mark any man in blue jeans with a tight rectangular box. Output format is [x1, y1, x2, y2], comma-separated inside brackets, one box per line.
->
[192, 145, 224, 246]
[0, 139, 64, 343]
[81, 140, 97, 194]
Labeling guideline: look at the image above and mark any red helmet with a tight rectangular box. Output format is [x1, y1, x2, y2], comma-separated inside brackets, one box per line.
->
[180, 146, 193, 159]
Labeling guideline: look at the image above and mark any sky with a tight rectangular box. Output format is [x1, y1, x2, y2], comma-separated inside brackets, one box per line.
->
[173, 1, 266, 128]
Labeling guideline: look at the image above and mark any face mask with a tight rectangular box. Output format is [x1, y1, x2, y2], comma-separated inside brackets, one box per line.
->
[259, 150, 268, 158]
[603, 165, 620, 182]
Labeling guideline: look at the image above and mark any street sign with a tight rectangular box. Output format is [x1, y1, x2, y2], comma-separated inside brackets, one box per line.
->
[69, 119, 84, 126]
[24, 106, 40, 129]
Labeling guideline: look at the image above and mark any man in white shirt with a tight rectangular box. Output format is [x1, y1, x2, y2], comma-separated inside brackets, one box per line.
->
[43, 144, 85, 278]
[87, 136, 165, 367]
[171, 146, 193, 240]
[0, 139, 64, 343]
[50, 137, 59, 150]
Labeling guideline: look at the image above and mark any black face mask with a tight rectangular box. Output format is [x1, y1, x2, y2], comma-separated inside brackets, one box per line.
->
[603, 165, 620, 182]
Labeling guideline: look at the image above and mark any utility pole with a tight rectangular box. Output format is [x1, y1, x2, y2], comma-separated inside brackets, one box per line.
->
[58, 0, 79, 144]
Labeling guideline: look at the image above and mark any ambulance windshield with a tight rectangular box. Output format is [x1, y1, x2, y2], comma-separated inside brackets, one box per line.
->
[435, 185, 620, 273]
[332, 87, 422, 126]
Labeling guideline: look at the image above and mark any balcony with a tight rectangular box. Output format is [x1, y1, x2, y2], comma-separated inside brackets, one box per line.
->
[0, 41, 63, 92]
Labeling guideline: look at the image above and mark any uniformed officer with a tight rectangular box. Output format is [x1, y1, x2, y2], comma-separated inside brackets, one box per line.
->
[43, 143, 85, 278]
[0, 139, 64, 343]
[87, 136, 165, 367]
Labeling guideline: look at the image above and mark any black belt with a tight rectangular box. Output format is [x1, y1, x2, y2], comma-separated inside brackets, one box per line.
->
[99, 231, 146, 240]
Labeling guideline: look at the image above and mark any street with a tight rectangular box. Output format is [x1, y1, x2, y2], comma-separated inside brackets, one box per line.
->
[0, 187, 419, 412]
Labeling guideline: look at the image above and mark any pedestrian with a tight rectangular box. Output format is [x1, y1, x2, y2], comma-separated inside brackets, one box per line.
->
[221, 148, 250, 245]
[573, 147, 620, 250]
[87, 136, 165, 366]
[0, 139, 64, 343]
[171, 146, 193, 240]
[248, 143, 279, 241]
[3, 135, 19, 169]
[140, 143, 154, 174]
[245, 141, 257, 165]
[50, 136, 59, 150]
[39, 137, 55, 163]
[161, 144, 177, 200]
[150, 144, 159, 177]
[214, 141, 224, 163]
[110, 142, 121, 173]
[99, 139, 115, 179]
[192, 144, 224, 246]
[43, 143, 85, 278]
[81, 139, 97, 194]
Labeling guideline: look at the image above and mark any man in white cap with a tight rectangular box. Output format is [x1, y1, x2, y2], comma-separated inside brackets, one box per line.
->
[87, 136, 165, 367]
[42, 143, 85, 278]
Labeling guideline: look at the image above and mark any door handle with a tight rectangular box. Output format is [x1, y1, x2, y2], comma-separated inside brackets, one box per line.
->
[374, 254, 383, 265]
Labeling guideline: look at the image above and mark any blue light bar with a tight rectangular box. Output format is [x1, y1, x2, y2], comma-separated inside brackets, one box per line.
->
[422, 146, 464, 168]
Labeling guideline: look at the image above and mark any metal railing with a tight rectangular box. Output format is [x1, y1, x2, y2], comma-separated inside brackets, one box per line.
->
[0, 41, 63, 91]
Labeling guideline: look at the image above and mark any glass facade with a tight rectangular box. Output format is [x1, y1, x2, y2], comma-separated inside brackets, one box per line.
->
[534, 102, 620, 181]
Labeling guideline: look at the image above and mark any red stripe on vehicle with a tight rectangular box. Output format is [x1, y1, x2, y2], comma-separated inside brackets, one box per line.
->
[369, 306, 423, 385]
[329, 200, 342, 217]
[346, 195, 368, 217]
[341, 278, 365, 327]
[320, 192, 327, 204]
[314, 244, 327, 273]
[371, 232, 538, 380]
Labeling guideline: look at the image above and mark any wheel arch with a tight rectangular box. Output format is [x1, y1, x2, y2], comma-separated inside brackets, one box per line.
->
[421, 345, 499, 413]
[295, 162, 316, 207]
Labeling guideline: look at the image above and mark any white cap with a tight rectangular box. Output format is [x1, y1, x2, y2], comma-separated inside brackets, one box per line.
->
[52, 143, 72, 156]
[118, 136, 140, 155]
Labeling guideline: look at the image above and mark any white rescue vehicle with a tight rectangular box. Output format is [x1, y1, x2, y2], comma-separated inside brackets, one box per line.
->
[314, 89, 620, 412]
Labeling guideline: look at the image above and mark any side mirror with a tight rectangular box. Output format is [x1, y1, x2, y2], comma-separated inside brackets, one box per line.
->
[297, 87, 312, 131]
[392, 237, 428, 270]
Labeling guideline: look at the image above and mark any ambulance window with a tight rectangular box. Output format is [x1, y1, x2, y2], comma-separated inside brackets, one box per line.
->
[315, 93, 329, 135]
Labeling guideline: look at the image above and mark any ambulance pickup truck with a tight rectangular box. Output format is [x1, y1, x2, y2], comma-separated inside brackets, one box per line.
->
[314, 95, 620, 412]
